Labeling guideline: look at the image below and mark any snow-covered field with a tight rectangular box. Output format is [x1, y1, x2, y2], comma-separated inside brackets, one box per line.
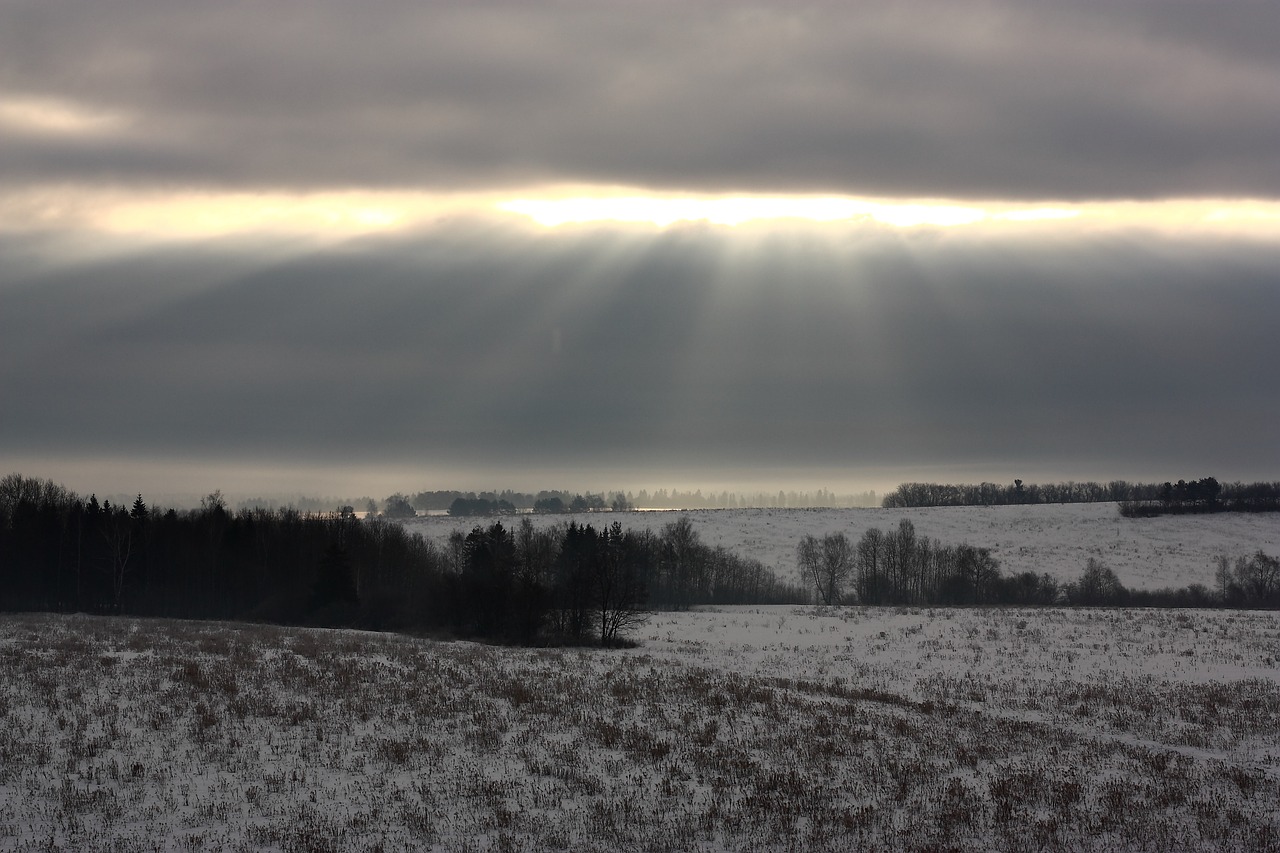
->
[402, 503, 1280, 592]
[3, 608, 1278, 851]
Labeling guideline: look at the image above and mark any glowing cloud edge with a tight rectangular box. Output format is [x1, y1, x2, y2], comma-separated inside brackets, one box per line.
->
[2, 184, 1280, 239]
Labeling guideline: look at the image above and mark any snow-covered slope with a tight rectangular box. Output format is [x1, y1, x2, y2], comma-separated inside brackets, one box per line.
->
[4, 610, 1278, 851]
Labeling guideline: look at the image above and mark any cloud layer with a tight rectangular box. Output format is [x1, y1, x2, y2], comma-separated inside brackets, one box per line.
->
[3, 1, 1279, 198]
[3, 1, 1279, 497]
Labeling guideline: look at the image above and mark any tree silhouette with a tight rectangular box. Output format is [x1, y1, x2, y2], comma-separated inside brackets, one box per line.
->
[312, 543, 358, 615]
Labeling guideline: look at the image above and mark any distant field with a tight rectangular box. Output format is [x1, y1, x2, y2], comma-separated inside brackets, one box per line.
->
[402, 503, 1280, 592]
[3, 609, 1278, 851]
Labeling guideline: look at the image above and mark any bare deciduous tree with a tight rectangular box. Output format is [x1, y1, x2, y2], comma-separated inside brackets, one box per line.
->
[798, 532, 855, 605]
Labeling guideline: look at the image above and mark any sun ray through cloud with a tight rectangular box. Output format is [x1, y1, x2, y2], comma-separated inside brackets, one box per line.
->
[3, 0, 1280, 499]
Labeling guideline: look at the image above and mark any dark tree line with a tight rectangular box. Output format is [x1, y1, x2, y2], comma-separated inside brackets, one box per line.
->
[1053, 553, 1279, 609]
[448, 496, 518, 517]
[884, 479, 1115, 508]
[407, 489, 626, 514]
[406, 487, 879, 513]
[1119, 479, 1280, 517]
[625, 487, 880, 509]
[0, 474, 805, 644]
[383, 491, 626, 517]
[884, 477, 1280, 513]
[531, 493, 632, 513]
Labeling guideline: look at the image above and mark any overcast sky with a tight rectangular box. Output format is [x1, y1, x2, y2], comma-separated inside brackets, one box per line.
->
[2, 1, 1278, 501]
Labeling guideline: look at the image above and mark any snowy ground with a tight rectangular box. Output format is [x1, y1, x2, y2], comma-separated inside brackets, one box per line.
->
[2, 609, 1278, 851]
[402, 503, 1280, 591]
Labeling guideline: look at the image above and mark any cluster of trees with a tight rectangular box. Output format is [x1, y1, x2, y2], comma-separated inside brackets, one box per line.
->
[637, 517, 809, 609]
[1050, 553, 1280, 609]
[408, 490, 540, 512]
[1120, 479, 1280, 517]
[530, 493, 636, 513]
[796, 520, 1280, 610]
[1214, 551, 1280, 608]
[434, 517, 807, 641]
[796, 521, 1015, 606]
[381, 494, 418, 518]
[884, 477, 1280, 512]
[0, 474, 805, 645]
[447, 496, 518, 517]
[437, 521, 649, 645]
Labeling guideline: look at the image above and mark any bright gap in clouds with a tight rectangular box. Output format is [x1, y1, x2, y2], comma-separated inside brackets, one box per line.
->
[500, 195, 1021, 228]
[497, 193, 1280, 233]
[4, 185, 1280, 239]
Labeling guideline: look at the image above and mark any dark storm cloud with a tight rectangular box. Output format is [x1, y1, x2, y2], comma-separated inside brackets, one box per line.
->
[3, 225, 1277, 484]
[3, 0, 1279, 198]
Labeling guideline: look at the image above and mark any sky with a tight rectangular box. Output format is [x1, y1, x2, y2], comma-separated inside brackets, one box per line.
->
[2, 1, 1279, 503]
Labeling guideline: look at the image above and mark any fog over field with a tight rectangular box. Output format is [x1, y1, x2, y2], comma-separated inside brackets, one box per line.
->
[403, 503, 1280, 593]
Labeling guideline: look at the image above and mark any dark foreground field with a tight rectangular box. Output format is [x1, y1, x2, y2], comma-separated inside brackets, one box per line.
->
[2, 608, 1278, 851]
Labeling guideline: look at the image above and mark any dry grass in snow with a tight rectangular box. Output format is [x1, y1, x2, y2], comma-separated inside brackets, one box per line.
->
[1, 608, 1278, 851]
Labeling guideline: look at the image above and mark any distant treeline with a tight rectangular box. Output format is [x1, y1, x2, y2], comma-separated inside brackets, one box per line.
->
[0, 474, 806, 646]
[228, 487, 882, 517]
[1118, 479, 1280, 517]
[620, 488, 880, 510]
[402, 490, 619, 514]
[883, 477, 1280, 513]
[442, 493, 616, 516]
[399, 487, 879, 515]
[798, 521, 1280, 610]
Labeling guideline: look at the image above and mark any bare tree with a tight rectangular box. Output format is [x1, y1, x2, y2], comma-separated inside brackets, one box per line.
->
[1074, 557, 1126, 605]
[855, 527, 886, 604]
[660, 516, 704, 610]
[1234, 551, 1280, 605]
[798, 532, 855, 605]
[597, 522, 650, 645]
[883, 519, 917, 603]
[1214, 554, 1235, 602]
